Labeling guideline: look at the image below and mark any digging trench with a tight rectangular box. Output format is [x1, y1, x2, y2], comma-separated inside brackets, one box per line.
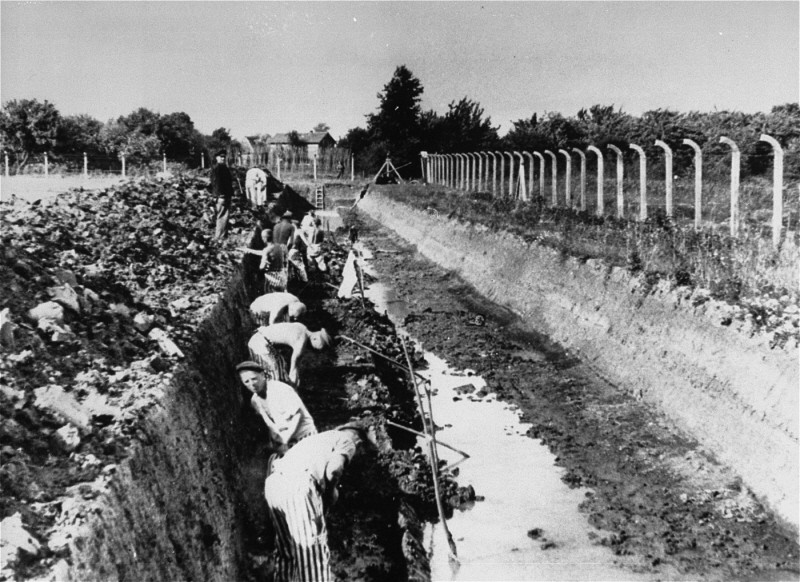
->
[5, 179, 798, 582]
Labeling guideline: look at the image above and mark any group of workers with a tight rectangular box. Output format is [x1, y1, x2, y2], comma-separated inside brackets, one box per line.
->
[236, 292, 372, 580]
[210, 150, 373, 580]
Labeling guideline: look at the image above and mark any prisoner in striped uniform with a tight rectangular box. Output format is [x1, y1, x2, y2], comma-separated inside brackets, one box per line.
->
[264, 423, 376, 582]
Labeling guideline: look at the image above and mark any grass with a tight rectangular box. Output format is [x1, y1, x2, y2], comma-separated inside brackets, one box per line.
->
[376, 181, 799, 345]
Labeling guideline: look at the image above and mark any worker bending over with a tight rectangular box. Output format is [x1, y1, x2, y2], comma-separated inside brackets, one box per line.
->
[236, 361, 316, 457]
[250, 292, 306, 327]
[264, 421, 377, 582]
[251, 323, 331, 386]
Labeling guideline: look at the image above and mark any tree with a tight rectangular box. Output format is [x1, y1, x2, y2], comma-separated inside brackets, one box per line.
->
[205, 127, 232, 155]
[423, 97, 500, 154]
[117, 107, 160, 136]
[157, 112, 197, 162]
[366, 65, 425, 173]
[312, 122, 330, 133]
[0, 98, 61, 169]
[55, 114, 104, 156]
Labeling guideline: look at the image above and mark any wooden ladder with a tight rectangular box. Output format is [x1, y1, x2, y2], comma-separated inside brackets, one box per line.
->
[314, 185, 324, 209]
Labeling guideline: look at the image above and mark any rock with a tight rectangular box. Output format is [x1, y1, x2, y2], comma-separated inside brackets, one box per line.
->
[54, 269, 79, 287]
[148, 355, 171, 372]
[33, 385, 91, 431]
[148, 328, 184, 358]
[28, 302, 65, 325]
[48, 284, 82, 314]
[7, 349, 34, 365]
[54, 424, 81, 452]
[82, 392, 120, 424]
[169, 296, 192, 312]
[0, 418, 30, 445]
[0, 384, 26, 408]
[108, 303, 131, 317]
[0, 513, 41, 570]
[133, 312, 155, 333]
[51, 326, 76, 343]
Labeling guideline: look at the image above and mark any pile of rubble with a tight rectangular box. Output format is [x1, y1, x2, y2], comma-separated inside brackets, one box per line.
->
[0, 174, 249, 579]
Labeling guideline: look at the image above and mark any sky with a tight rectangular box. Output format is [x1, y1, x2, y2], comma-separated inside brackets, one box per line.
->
[1, 1, 798, 141]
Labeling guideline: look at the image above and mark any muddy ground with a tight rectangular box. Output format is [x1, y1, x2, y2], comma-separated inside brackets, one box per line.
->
[339, 196, 800, 582]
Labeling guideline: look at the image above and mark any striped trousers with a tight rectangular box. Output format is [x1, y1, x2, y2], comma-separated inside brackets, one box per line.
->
[248, 335, 289, 383]
[265, 471, 330, 582]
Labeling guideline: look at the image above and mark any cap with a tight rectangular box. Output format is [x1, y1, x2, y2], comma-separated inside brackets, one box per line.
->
[215, 150, 227, 158]
[281, 210, 293, 218]
[235, 361, 263, 373]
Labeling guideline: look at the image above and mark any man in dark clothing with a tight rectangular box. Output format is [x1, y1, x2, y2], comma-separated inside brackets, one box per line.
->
[210, 150, 234, 240]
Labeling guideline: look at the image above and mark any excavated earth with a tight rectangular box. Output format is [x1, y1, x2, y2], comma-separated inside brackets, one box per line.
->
[0, 174, 468, 582]
[332, 185, 800, 582]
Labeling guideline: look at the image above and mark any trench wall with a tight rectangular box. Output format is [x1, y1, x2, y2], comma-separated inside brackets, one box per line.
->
[67, 274, 253, 581]
[359, 193, 799, 531]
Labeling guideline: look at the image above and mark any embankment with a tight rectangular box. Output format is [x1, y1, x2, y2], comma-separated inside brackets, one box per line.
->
[65, 274, 254, 581]
[359, 192, 799, 531]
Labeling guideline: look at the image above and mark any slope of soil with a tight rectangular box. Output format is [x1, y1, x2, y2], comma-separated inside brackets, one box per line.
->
[0, 173, 464, 581]
[343, 205, 800, 581]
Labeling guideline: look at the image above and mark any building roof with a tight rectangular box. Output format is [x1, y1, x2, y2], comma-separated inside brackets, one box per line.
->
[266, 132, 336, 146]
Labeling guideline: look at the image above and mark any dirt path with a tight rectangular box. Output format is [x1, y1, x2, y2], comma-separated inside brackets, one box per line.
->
[346, 207, 800, 581]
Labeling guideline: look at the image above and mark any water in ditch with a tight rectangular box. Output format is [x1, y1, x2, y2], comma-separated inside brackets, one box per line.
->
[363, 269, 657, 581]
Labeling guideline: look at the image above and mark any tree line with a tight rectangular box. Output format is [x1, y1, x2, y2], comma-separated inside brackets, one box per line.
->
[0, 99, 237, 171]
[339, 65, 799, 182]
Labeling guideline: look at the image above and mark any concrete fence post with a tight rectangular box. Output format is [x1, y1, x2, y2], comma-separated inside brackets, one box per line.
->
[121, 154, 126, 177]
[571, 148, 587, 212]
[587, 146, 604, 217]
[629, 144, 647, 220]
[472, 153, 480, 191]
[462, 153, 469, 191]
[682, 139, 703, 229]
[201, 153, 205, 169]
[44, 152, 49, 176]
[719, 137, 740, 238]
[162, 152, 167, 173]
[523, 152, 534, 201]
[350, 154, 355, 181]
[277, 157, 282, 181]
[83, 152, 88, 178]
[477, 152, 485, 191]
[464, 153, 472, 191]
[313, 155, 318, 181]
[545, 150, 557, 206]
[457, 154, 465, 190]
[559, 149, 572, 207]
[504, 152, 515, 198]
[607, 145, 624, 219]
[514, 152, 527, 200]
[533, 152, 545, 201]
[493, 151, 502, 197]
[654, 140, 673, 217]
[759, 134, 784, 247]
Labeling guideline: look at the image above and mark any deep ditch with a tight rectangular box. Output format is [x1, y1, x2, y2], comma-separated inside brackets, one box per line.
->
[0, 177, 470, 581]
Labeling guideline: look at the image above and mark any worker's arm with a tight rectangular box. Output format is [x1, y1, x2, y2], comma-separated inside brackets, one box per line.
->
[276, 408, 303, 447]
[269, 303, 290, 326]
[288, 337, 307, 384]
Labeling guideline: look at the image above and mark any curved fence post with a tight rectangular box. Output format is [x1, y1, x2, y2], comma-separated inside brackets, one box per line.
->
[533, 152, 545, 201]
[545, 150, 558, 206]
[720, 137, 740, 237]
[464, 153, 472, 191]
[607, 145, 624, 219]
[587, 146, 604, 216]
[760, 134, 784, 247]
[523, 152, 534, 201]
[629, 144, 647, 220]
[558, 149, 572, 207]
[572, 148, 587, 211]
[682, 139, 703, 229]
[514, 152, 527, 200]
[493, 151, 503, 197]
[476, 152, 484, 191]
[504, 152, 515, 198]
[467, 152, 478, 190]
[654, 140, 674, 217]
[456, 154, 464, 190]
